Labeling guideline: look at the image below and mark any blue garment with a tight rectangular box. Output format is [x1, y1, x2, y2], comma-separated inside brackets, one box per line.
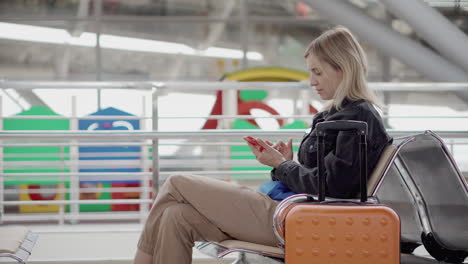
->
[258, 181, 296, 201]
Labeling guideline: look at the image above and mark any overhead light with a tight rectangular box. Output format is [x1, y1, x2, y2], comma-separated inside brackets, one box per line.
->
[68, 32, 96, 47]
[0, 22, 70, 45]
[0, 22, 263, 61]
[202, 47, 263, 61]
[100, 34, 195, 55]
[349, 0, 368, 8]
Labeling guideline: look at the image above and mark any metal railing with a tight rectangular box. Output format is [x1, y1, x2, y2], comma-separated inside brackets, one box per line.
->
[2, 129, 468, 224]
[1, 80, 468, 225]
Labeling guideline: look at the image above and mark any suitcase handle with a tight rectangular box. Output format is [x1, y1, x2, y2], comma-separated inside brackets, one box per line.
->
[316, 120, 368, 203]
[319, 200, 369, 205]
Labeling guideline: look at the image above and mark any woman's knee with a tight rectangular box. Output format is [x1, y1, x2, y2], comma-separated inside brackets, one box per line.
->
[153, 175, 197, 204]
[164, 174, 193, 189]
[161, 204, 193, 228]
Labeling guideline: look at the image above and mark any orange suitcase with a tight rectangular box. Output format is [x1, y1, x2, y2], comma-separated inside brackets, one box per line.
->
[283, 121, 400, 264]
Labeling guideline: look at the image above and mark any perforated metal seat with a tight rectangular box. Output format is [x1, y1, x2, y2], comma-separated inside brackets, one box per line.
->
[0, 226, 38, 264]
[376, 131, 468, 263]
[198, 132, 468, 263]
[197, 144, 397, 264]
[196, 240, 284, 264]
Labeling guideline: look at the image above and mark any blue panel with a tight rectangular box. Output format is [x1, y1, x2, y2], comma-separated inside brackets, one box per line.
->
[78, 107, 144, 184]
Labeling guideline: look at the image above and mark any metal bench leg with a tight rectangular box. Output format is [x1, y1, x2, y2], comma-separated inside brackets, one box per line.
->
[231, 252, 284, 264]
[231, 252, 247, 264]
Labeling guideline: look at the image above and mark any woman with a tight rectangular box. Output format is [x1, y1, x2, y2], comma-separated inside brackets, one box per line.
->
[133, 26, 392, 264]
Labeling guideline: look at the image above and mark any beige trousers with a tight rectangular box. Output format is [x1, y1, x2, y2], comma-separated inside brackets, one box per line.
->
[137, 174, 280, 264]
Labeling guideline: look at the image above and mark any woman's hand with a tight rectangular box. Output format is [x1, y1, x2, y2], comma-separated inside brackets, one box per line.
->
[243, 137, 287, 168]
[266, 138, 293, 161]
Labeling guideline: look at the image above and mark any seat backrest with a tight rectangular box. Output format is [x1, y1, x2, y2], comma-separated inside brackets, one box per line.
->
[375, 161, 424, 243]
[355, 145, 397, 200]
[367, 144, 397, 195]
[0, 226, 30, 254]
[0, 225, 38, 264]
[395, 131, 468, 250]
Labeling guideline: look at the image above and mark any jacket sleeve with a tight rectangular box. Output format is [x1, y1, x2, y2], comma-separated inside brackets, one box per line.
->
[270, 168, 279, 181]
[270, 112, 326, 182]
[273, 131, 360, 198]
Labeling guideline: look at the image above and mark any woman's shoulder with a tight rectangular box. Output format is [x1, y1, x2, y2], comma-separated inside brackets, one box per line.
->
[329, 99, 380, 122]
[348, 100, 392, 142]
[320, 100, 391, 143]
[351, 100, 383, 121]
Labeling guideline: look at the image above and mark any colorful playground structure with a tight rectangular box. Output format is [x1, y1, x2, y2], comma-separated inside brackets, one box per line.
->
[4, 67, 317, 213]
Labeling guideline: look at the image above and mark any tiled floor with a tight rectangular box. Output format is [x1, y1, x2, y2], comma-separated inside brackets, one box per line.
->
[3, 223, 466, 264]
[18, 224, 235, 264]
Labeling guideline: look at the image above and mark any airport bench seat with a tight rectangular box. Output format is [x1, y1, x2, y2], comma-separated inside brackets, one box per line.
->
[0, 226, 38, 264]
[376, 131, 468, 263]
[197, 143, 397, 264]
[197, 131, 468, 263]
[196, 240, 284, 264]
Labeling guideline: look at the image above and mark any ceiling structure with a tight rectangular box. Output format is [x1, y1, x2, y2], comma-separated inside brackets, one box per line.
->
[0, 0, 467, 83]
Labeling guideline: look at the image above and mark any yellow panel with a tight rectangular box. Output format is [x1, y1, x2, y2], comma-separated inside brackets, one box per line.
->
[224, 67, 308, 82]
[19, 184, 62, 213]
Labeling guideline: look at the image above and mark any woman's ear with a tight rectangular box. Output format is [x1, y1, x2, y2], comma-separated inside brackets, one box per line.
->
[336, 67, 344, 82]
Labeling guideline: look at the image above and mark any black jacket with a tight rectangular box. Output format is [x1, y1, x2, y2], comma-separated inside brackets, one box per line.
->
[271, 98, 392, 199]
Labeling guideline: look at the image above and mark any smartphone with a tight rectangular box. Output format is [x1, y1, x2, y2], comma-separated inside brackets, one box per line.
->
[245, 136, 265, 152]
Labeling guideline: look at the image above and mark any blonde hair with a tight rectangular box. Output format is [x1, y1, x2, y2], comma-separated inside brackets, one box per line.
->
[304, 26, 380, 110]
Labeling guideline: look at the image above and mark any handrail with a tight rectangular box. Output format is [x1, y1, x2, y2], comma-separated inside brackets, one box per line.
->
[1, 129, 468, 139]
[2, 187, 152, 195]
[0, 142, 296, 147]
[2, 80, 468, 91]
[2, 171, 269, 177]
[5, 114, 468, 119]
[3, 199, 153, 205]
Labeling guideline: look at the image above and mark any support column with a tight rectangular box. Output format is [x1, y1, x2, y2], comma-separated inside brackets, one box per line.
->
[381, 0, 468, 74]
[301, 0, 468, 82]
[94, 0, 103, 110]
[240, 0, 249, 69]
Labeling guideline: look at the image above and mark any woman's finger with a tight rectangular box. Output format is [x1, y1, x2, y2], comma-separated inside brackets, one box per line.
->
[279, 140, 288, 149]
[256, 138, 275, 152]
[272, 142, 280, 150]
[243, 139, 262, 156]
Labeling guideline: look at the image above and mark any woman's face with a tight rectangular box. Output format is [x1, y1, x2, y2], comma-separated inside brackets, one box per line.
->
[306, 53, 343, 100]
